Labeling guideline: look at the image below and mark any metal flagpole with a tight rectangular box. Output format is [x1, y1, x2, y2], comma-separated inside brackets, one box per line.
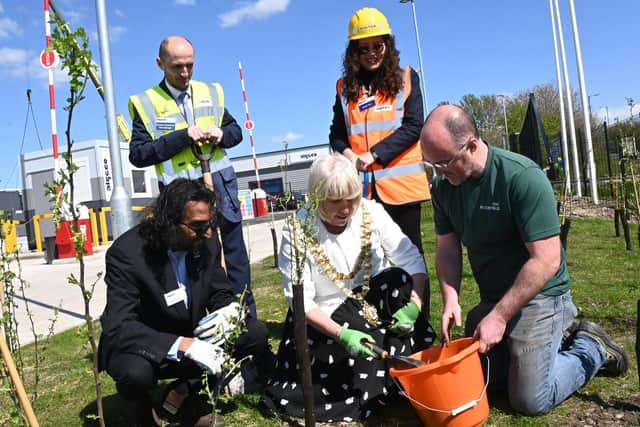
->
[568, 0, 599, 204]
[554, 0, 582, 197]
[549, 0, 572, 193]
[238, 61, 261, 188]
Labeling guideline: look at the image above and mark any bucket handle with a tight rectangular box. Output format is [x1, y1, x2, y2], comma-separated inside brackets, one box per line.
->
[392, 354, 490, 417]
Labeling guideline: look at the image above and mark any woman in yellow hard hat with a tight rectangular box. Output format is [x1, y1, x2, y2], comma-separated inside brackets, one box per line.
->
[329, 7, 431, 259]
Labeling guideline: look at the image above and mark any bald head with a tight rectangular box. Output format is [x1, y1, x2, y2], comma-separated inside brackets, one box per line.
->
[158, 36, 193, 60]
[157, 36, 195, 91]
[420, 105, 487, 184]
[421, 105, 478, 150]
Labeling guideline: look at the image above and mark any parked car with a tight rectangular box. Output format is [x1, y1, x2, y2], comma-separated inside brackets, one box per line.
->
[265, 192, 281, 212]
[265, 191, 306, 211]
[285, 191, 305, 210]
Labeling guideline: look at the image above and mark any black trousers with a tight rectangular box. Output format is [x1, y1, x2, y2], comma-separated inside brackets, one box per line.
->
[218, 214, 256, 318]
[381, 201, 423, 254]
[106, 318, 273, 425]
[370, 180, 424, 254]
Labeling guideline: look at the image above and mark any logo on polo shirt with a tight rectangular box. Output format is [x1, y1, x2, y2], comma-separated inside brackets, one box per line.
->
[479, 202, 501, 212]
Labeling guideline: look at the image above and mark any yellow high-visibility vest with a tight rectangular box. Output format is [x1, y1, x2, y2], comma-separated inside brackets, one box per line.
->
[128, 80, 232, 184]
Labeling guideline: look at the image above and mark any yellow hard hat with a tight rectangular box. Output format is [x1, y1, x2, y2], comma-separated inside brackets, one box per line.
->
[348, 7, 391, 41]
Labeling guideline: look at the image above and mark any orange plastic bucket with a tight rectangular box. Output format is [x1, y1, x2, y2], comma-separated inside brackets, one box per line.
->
[389, 337, 489, 427]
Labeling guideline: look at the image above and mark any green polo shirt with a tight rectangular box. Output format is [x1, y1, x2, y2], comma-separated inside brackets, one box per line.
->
[432, 145, 569, 302]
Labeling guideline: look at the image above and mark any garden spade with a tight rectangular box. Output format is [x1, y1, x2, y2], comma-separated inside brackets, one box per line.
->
[191, 142, 226, 268]
[363, 341, 425, 368]
[191, 143, 214, 191]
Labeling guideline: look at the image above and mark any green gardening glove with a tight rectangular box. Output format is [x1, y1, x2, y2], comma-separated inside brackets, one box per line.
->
[389, 302, 420, 336]
[338, 327, 377, 358]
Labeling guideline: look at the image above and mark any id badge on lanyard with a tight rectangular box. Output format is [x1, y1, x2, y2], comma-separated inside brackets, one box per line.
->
[358, 95, 375, 112]
[362, 171, 371, 198]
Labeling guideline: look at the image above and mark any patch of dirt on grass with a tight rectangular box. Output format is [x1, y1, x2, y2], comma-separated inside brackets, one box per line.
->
[570, 204, 616, 220]
[564, 197, 639, 222]
[562, 198, 617, 220]
[567, 395, 640, 426]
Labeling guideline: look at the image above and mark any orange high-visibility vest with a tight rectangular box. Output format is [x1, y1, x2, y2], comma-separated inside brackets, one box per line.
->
[337, 67, 430, 205]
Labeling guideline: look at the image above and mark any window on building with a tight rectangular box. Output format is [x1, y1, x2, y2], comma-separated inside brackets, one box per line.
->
[132, 170, 147, 193]
[249, 178, 283, 194]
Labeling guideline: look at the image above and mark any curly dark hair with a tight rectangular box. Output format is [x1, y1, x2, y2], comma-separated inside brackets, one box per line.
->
[138, 178, 216, 253]
[341, 35, 404, 103]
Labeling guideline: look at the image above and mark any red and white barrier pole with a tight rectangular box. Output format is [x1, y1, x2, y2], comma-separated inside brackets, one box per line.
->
[238, 61, 261, 189]
[43, 0, 59, 176]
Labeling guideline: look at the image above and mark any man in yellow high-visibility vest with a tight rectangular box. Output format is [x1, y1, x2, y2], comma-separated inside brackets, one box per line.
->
[128, 35, 255, 318]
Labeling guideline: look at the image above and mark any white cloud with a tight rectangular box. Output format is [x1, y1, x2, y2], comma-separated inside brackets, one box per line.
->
[0, 3, 4, 14]
[0, 16, 22, 38]
[0, 46, 27, 65]
[0, 47, 69, 88]
[0, 48, 31, 79]
[91, 25, 127, 43]
[51, 62, 71, 85]
[109, 25, 127, 42]
[114, 8, 125, 17]
[31, 56, 71, 86]
[596, 104, 638, 123]
[272, 132, 303, 143]
[62, 9, 84, 26]
[175, 0, 196, 5]
[219, 0, 289, 28]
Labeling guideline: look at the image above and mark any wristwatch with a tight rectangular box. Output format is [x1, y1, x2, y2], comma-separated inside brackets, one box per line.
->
[370, 150, 380, 163]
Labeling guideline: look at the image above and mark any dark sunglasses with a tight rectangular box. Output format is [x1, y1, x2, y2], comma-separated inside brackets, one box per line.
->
[180, 220, 215, 237]
[357, 42, 385, 55]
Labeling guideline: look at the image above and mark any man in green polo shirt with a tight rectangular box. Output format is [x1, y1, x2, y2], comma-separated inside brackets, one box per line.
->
[420, 104, 628, 415]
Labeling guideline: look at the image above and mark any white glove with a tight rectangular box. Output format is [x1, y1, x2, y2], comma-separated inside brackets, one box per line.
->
[184, 338, 223, 375]
[193, 302, 242, 344]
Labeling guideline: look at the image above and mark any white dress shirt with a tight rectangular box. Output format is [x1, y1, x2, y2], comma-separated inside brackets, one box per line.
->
[278, 198, 426, 316]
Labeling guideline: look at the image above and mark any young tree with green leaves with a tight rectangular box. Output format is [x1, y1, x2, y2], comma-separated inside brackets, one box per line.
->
[44, 15, 106, 427]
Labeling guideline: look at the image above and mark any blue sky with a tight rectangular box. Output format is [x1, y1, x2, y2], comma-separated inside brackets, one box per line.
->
[1, 0, 638, 189]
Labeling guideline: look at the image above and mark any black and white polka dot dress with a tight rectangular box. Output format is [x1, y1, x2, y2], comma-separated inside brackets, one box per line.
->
[261, 267, 436, 422]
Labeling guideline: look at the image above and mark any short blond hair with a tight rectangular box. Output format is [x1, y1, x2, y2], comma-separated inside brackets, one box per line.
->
[308, 153, 361, 203]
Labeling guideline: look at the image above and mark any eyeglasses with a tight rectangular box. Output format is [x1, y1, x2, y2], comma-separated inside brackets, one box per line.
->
[423, 138, 472, 170]
[180, 220, 215, 237]
[357, 42, 385, 55]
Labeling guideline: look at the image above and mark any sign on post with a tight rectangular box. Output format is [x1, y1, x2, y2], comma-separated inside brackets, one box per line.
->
[40, 49, 59, 69]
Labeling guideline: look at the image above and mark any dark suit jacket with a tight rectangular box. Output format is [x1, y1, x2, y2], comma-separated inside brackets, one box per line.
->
[128, 80, 244, 223]
[98, 225, 236, 370]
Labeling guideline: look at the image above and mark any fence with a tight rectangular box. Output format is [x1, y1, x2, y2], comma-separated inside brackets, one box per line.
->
[547, 121, 640, 214]
[26, 206, 149, 253]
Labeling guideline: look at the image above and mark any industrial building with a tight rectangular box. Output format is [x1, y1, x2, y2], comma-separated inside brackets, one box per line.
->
[11, 140, 329, 250]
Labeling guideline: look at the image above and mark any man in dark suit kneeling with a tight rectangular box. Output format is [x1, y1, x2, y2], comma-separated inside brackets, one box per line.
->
[99, 179, 273, 426]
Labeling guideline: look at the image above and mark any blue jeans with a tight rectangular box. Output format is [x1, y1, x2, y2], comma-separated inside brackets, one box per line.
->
[465, 292, 605, 415]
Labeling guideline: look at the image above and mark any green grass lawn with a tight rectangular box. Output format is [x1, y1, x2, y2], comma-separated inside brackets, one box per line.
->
[1, 212, 639, 426]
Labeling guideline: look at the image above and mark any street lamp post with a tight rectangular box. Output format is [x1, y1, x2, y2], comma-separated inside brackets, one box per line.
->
[588, 92, 599, 115]
[400, 0, 429, 113]
[602, 105, 610, 124]
[281, 139, 289, 193]
[497, 95, 509, 149]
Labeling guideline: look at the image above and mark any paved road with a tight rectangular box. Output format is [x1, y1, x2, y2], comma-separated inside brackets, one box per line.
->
[8, 216, 287, 346]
